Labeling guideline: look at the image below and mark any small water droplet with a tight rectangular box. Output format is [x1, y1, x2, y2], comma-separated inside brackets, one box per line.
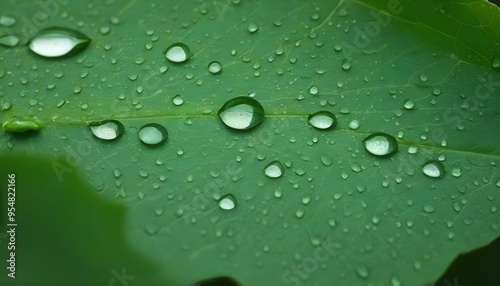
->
[0, 34, 20, 47]
[451, 167, 461, 178]
[308, 85, 319, 95]
[420, 74, 428, 82]
[307, 111, 337, 130]
[218, 97, 265, 130]
[264, 160, 284, 178]
[218, 194, 237, 210]
[89, 120, 124, 140]
[28, 26, 91, 57]
[172, 94, 184, 106]
[363, 133, 398, 156]
[492, 55, 500, 70]
[208, 61, 222, 74]
[422, 205, 435, 213]
[422, 160, 445, 178]
[164, 42, 190, 63]
[320, 154, 333, 166]
[432, 87, 441, 96]
[341, 58, 351, 71]
[247, 23, 259, 33]
[0, 15, 16, 27]
[355, 265, 370, 279]
[2, 117, 43, 133]
[349, 120, 360, 130]
[403, 99, 415, 110]
[139, 123, 168, 145]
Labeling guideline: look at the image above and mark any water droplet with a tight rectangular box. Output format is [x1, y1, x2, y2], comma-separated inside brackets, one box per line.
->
[208, 61, 222, 74]
[307, 111, 337, 130]
[28, 26, 91, 57]
[172, 94, 184, 106]
[420, 74, 428, 82]
[320, 154, 333, 166]
[422, 205, 435, 213]
[264, 160, 284, 178]
[492, 55, 500, 70]
[308, 85, 319, 95]
[356, 265, 370, 279]
[451, 167, 462, 178]
[89, 120, 124, 141]
[341, 58, 351, 71]
[218, 194, 237, 210]
[432, 87, 441, 96]
[218, 97, 265, 130]
[164, 42, 190, 63]
[0, 34, 20, 47]
[2, 117, 43, 133]
[363, 133, 398, 157]
[349, 120, 360, 130]
[247, 23, 259, 33]
[422, 160, 445, 178]
[139, 123, 168, 145]
[0, 16, 16, 27]
[403, 99, 415, 110]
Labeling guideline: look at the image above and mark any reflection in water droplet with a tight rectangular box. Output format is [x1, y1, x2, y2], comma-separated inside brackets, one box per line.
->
[264, 160, 284, 178]
[164, 42, 190, 63]
[139, 123, 168, 145]
[219, 194, 237, 210]
[89, 120, 124, 140]
[2, 117, 43, 133]
[172, 94, 184, 106]
[307, 111, 337, 130]
[208, 61, 222, 74]
[218, 97, 265, 130]
[363, 133, 398, 156]
[422, 160, 445, 178]
[28, 26, 91, 57]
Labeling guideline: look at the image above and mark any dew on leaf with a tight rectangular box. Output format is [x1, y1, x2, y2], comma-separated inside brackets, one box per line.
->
[0, 15, 16, 27]
[264, 160, 284, 178]
[139, 123, 168, 145]
[218, 96, 265, 130]
[0, 34, 20, 47]
[355, 264, 370, 279]
[492, 55, 500, 70]
[403, 99, 415, 110]
[307, 111, 337, 130]
[172, 94, 184, 106]
[341, 58, 351, 71]
[28, 26, 91, 58]
[308, 85, 319, 95]
[89, 120, 124, 140]
[218, 194, 237, 210]
[208, 61, 222, 74]
[363, 133, 398, 156]
[422, 160, 445, 178]
[247, 23, 259, 33]
[2, 116, 43, 133]
[164, 42, 190, 63]
[349, 120, 360, 130]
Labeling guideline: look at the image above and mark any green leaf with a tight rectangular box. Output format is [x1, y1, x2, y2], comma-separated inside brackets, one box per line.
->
[0, 154, 171, 286]
[1, 0, 499, 285]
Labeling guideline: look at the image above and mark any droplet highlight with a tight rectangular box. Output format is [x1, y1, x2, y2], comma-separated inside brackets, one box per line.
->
[422, 160, 445, 178]
[264, 160, 284, 178]
[307, 111, 337, 130]
[218, 194, 237, 211]
[89, 120, 124, 141]
[164, 42, 190, 63]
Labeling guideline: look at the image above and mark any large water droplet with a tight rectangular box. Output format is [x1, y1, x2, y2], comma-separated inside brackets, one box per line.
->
[264, 160, 284, 178]
[218, 194, 237, 210]
[218, 97, 265, 130]
[172, 94, 184, 106]
[307, 111, 337, 130]
[2, 117, 43, 133]
[28, 26, 91, 58]
[208, 61, 222, 74]
[0, 16, 16, 27]
[363, 133, 398, 156]
[422, 160, 445, 178]
[164, 42, 190, 63]
[139, 123, 168, 145]
[89, 120, 124, 140]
